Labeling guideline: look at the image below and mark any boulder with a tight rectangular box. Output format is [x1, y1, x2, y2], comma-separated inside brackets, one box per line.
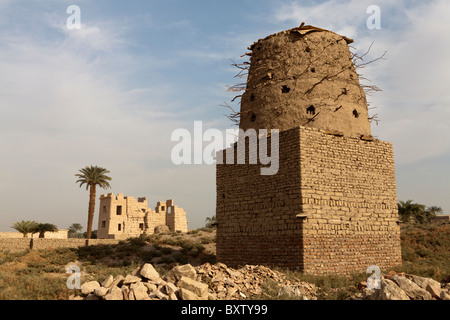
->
[163, 282, 179, 295]
[179, 288, 200, 300]
[362, 287, 379, 300]
[426, 283, 442, 299]
[410, 275, 442, 299]
[226, 268, 243, 279]
[165, 264, 197, 284]
[140, 263, 160, 281]
[81, 281, 101, 295]
[131, 282, 149, 300]
[154, 225, 170, 234]
[101, 275, 114, 288]
[154, 290, 169, 300]
[144, 282, 157, 293]
[110, 275, 125, 288]
[391, 275, 432, 300]
[104, 286, 124, 300]
[169, 292, 178, 300]
[440, 291, 450, 300]
[93, 287, 109, 298]
[378, 279, 410, 300]
[177, 276, 208, 297]
[123, 275, 141, 285]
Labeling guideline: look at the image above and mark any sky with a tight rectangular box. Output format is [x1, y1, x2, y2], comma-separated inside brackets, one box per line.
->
[0, 0, 449, 232]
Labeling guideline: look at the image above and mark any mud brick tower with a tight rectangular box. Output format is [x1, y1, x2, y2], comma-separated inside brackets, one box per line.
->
[216, 25, 402, 274]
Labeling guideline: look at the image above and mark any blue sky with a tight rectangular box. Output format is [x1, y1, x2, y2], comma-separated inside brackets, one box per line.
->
[0, 0, 449, 231]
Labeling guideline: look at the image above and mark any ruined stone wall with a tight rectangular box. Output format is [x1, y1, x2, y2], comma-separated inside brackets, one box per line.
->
[97, 194, 188, 239]
[165, 200, 189, 233]
[146, 210, 167, 235]
[97, 194, 148, 239]
[0, 238, 120, 252]
[0, 230, 68, 239]
[216, 128, 303, 269]
[123, 196, 149, 238]
[299, 127, 401, 274]
[216, 126, 402, 274]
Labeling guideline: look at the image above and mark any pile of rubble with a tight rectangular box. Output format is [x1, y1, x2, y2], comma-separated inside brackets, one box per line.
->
[71, 262, 317, 300]
[71, 262, 449, 301]
[358, 270, 450, 300]
[195, 262, 317, 300]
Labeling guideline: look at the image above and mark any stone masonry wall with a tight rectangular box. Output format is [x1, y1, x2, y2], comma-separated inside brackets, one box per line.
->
[216, 126, 402, 274]
[216, 127, 303, 269]
[97, 194, 188, 239]
[0, 230, 69, 239]
[0, 239, 120, 252]
[299, 126, 401, 274]
[165, 200, 189, 233]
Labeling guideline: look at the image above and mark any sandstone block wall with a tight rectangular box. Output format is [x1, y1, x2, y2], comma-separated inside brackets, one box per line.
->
[217, 128, 303, 269]
[97, 194, 188, 239]
[216, 126, 402, 274]
[165, 200, 189, 233]
[0, 238, 120, 252]
[0, 230, 68, 239]
[299, 127, 401, 274]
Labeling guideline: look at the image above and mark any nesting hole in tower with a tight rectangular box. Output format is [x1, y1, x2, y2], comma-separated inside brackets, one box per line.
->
[310, 67, 316, 73]
[353, 109, 360, 118]
[250, 94, 255, 102]
[250, 112, 257, 122]
[281, 85, 291, 94]
[307, 105, 316, 115]
[305, 47, 311, 53]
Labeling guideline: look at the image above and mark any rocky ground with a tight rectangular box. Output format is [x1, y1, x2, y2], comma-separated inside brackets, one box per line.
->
[72, 262, 449, 301]
[357, 270, 450, 300]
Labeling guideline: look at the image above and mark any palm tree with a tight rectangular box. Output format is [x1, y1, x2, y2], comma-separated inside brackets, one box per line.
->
[75, 166, 112, 244]
[11, 220, 38, 238]
[424, 206, 443, 223]
[398, 200, 432, 224]
[427, 206, 443, 216]
[398, 200, 415, 222]
[35, 223, 58, 238]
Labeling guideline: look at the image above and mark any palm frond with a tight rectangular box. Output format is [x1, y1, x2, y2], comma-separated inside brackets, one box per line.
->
[75, 165, 112, 190]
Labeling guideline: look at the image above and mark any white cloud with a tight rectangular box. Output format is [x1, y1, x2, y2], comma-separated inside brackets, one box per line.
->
[275, 0, 450, 164]
[0, 7, 210, 231]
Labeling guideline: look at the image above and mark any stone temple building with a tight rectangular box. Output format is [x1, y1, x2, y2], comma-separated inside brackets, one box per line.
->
[216, 25, 402, 274]
[97, 193, 188, 239]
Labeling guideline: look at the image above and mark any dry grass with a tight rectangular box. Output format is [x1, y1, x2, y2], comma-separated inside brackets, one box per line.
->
[0, 223, 448, 300]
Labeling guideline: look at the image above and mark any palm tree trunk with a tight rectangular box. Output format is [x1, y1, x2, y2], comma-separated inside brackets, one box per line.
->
[85, 184, 96, 245]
